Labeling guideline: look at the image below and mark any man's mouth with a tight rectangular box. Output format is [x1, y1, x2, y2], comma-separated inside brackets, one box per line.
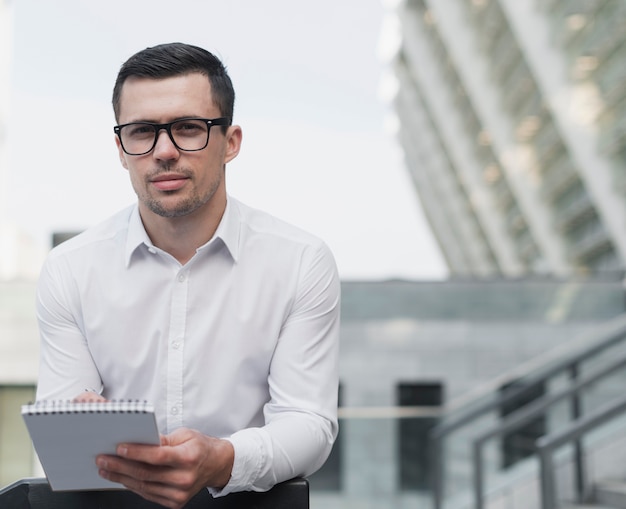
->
[150, 173, 190, 192]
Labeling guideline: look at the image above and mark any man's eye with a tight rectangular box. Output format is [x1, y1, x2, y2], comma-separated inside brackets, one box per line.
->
[127, 125, 155, 138]
[174, 122, 207, 135]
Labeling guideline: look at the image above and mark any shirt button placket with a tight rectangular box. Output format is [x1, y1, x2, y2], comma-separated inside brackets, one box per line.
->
[167, 269, 188, 432]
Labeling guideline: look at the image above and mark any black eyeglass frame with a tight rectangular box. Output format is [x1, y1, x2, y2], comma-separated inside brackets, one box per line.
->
[114, 117, 232, 156]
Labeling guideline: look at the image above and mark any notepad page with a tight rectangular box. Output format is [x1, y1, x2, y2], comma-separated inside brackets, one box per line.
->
[22, 403, 160, 491]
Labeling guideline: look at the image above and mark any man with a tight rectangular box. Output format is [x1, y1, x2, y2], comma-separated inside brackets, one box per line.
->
[35, 42, 340, 509]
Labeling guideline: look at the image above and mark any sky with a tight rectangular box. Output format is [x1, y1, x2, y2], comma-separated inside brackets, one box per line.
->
[6, 0, 447, 281]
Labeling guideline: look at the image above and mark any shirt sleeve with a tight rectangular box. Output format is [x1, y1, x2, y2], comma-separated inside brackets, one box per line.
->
[211, 240, 341, 496]
[35, 255, 103, 401]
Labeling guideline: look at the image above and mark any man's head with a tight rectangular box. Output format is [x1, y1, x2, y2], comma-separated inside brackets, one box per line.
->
[112, 42, 235, 127]
[112, 43, 242, 225]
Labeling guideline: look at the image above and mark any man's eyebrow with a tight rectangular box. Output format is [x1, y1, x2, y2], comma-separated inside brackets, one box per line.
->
[123, 116, 203, 124]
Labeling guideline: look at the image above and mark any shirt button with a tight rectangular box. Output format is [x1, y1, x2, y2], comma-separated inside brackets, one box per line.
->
[178, 273, 186, 282]
[172, 340, 181, 349]
[171, 407, 179, 415]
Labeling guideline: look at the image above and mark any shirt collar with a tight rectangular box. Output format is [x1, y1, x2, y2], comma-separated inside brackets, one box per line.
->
[124, 198, 241, 268]
[207, 196, 241, 262]
[125, 206, 152, 267]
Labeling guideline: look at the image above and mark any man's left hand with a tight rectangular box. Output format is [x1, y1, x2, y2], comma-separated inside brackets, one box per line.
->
[96, 427, 234, 509]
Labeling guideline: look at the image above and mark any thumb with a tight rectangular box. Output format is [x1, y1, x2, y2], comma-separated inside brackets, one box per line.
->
[160, 427, 196, 447]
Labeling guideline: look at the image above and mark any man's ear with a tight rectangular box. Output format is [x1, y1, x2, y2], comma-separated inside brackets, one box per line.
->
[115, 135, 129, 170]
[224, 125, 242, 165]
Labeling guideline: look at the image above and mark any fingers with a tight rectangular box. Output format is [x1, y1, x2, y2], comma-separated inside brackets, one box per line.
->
[72, 391, 107, 403]
[159, 427, 198, 447]
[97, 462, 189, 509]
[115, 442, 169, 466]
[96, 444, 198, 489]
[96, 454, 168, 486]
[96, 455, 196, 509]
[117, 428, 198, 466]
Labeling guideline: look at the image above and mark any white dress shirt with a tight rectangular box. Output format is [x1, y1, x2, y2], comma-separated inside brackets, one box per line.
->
[35, 196, 340, 495]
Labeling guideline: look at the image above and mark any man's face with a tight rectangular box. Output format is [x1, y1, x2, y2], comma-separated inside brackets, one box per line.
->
[115, 73, 241, 220]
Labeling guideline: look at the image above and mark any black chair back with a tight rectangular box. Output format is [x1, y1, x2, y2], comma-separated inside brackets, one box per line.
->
[0, 477, 309, 508]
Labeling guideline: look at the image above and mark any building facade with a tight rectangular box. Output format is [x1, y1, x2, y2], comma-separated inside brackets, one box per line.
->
[386, 0, 626, 277]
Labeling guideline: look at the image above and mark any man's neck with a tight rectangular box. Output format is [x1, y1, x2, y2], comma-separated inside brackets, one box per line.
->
[139, 200, 226, 265]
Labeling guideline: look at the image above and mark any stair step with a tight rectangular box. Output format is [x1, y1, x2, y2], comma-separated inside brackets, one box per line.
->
[562, 505, 615, 509]
[594, 479, 626, 509]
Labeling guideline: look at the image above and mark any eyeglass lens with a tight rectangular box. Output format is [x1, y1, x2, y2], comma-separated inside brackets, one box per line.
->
[119, 119, 210, 155]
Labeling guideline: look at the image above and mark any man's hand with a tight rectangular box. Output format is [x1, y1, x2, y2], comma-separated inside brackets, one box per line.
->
[96, 428, 235, 509]
[73, 391, 107, 403]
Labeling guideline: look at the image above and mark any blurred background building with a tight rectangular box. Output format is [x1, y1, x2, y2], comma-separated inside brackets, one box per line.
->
[387, 0, 626, 277]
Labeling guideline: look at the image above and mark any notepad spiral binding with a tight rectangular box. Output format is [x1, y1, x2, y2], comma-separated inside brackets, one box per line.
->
[21, 400, 154, 415]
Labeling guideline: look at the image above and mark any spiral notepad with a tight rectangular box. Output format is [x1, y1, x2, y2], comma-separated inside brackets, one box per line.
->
[22, 400, 160, 491]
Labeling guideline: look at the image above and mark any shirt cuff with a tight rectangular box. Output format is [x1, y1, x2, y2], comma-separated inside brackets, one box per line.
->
[207, 429, 267, 497]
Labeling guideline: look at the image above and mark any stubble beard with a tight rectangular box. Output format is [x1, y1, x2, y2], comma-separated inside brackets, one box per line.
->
[141, 167, 222, 219]
[145, 194, 203, 218]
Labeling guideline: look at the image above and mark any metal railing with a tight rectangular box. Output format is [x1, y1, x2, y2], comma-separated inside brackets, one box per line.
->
[472, 349, 626, 508]
[537, 393, 626, 509]
[430, 313, 626, 509]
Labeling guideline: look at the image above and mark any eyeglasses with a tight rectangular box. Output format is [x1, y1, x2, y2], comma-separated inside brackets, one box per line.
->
[114, 117, 232, 156]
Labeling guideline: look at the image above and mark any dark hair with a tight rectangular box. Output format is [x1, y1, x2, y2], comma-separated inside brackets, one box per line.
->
[112, 42, 235, 126]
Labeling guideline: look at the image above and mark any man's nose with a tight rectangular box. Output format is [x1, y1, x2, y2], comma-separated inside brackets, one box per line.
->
[152, 129, 180, 159]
